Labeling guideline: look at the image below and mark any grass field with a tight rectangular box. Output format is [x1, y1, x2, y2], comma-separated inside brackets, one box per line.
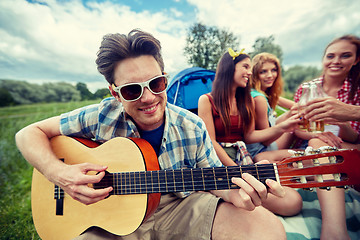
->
[0, 100, 98, 240]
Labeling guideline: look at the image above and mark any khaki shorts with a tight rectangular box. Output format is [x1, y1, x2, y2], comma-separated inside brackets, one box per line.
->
[74, 192, 220, 240]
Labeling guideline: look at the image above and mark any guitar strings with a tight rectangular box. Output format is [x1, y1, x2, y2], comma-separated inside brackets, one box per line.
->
[97, 161, 328, 183]
[96, 162, 328, 182]
[91, 162, 339, 194]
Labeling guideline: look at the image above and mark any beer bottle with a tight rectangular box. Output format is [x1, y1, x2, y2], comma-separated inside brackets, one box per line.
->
[308, 81, 326, 132]
[297, 83, 310, 131]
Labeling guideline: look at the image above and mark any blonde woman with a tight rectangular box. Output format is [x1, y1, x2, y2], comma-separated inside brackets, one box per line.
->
[246, 53, 296, 160]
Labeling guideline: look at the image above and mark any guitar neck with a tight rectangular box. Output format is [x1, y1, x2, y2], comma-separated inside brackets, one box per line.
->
[60, 136, 360, 195]
[95, 164, 278, 194]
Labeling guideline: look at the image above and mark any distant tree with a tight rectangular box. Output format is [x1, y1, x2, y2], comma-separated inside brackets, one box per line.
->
[0, 87, 16, 107]
[43, 83, 59, 102]
[184, 23, 240, 70]
[249, 35, 283, 65]
[0, 80, 43, 104]
[283, 65, 321, 94]
[94, 88, 110, 99]
[76, 82, 95, 100]
[52, 82, 82, 102]
[0, 80, 81, 104]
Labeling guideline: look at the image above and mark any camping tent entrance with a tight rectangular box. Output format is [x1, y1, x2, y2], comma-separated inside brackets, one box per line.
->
[167, 67, 215, 114]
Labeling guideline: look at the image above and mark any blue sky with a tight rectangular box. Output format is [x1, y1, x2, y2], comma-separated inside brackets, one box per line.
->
[0, 0, 359, 91]
[96, 0, 195, 17]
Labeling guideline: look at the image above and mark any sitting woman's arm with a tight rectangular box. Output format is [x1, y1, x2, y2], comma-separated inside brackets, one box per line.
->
[278, 97, 295, 110]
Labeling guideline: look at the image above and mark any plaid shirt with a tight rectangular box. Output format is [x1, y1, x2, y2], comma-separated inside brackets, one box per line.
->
[60, 97, 223, 197]
[294, 77, 360, 135]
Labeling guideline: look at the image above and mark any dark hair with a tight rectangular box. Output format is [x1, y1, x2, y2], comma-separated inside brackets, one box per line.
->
[211, 51, 254, 135]
[96, 29, 164, 84]
[324, 34, 360, 101]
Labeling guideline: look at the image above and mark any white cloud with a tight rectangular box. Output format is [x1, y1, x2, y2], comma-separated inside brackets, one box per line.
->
[0, 0, 190, 91]
[188, 0, 360, 66]
[0, 0, 359, 91]
[169, 7, 183, 18]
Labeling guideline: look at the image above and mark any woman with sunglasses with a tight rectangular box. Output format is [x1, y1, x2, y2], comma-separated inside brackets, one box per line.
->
[15, 30, 289, 240]
[198, 48, 303, 217]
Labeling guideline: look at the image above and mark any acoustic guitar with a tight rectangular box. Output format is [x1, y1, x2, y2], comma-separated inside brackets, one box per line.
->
[31, 135, 360, 240]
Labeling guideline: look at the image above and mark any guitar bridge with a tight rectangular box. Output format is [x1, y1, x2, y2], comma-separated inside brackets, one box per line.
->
[54, 185, 64, 215]
[54, 158, 64, 215]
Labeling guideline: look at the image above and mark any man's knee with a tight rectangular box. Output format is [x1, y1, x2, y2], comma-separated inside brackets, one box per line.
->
[212, 202, 286, 240]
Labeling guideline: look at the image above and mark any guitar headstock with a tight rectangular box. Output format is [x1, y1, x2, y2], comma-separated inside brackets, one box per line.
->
[276, 148, 360, 189]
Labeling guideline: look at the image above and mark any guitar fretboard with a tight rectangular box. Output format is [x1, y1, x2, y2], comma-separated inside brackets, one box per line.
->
[94, 164, 278, 195]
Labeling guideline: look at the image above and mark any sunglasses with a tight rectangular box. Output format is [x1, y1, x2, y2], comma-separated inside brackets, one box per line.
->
[113, 75, 168, 102]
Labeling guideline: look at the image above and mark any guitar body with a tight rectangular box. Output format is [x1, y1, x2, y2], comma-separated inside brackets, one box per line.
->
[31, 136, 161, 240]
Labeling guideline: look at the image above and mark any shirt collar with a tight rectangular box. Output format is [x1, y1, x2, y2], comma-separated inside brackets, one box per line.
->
[319, 76, 351, 92]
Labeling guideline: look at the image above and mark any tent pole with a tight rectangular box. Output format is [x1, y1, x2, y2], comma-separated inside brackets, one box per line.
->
[173, 80, 181, 104]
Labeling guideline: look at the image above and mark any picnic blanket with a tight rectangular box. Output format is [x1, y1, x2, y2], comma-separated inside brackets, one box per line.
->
[279, 188, 360, 240]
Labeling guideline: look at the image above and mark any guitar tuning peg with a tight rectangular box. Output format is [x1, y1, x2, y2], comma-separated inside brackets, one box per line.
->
[319, 186, 331, 191]
[336, 185, 348, 189]
[304, 188, 314, 192]
[292, 150, 305, 156]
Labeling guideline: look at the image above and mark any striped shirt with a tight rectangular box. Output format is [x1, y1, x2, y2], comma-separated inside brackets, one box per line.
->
[60, 97, 223, 196]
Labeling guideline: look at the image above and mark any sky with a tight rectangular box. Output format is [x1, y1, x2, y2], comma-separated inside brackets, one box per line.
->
[0, 0, 359, 92]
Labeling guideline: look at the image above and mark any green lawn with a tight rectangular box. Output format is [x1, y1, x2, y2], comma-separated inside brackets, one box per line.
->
[0, 100, 98, 240]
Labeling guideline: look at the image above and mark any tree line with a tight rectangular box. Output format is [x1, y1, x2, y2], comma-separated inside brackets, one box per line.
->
[1, 22, 321, 107]
[0, 80, 109, 107]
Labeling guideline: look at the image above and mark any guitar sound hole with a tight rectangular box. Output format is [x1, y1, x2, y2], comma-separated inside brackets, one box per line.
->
[94, 171, 114, 196]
